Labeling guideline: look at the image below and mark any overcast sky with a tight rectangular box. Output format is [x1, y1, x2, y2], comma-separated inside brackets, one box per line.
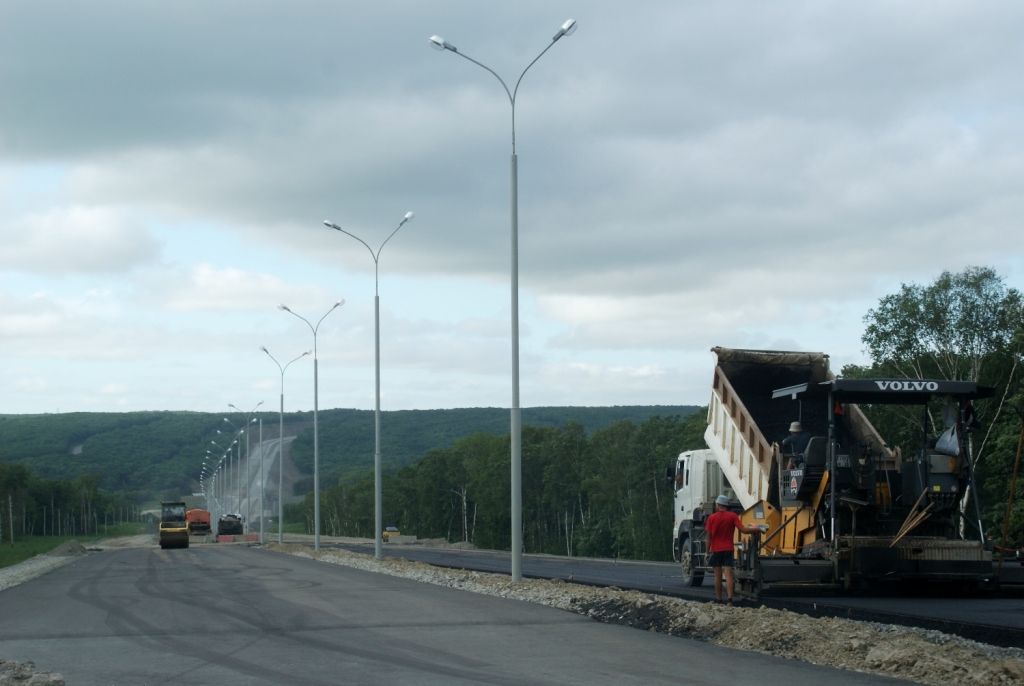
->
[2, 1, 1023, 415]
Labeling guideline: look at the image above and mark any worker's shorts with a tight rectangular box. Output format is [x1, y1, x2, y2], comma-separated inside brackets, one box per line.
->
[707, 551, 734, 568]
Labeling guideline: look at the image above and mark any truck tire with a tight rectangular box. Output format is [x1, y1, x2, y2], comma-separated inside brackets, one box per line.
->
[681, 537, 704, 587]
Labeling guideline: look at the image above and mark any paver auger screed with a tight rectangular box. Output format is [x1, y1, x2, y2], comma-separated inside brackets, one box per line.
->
[668, 348, 995, 594]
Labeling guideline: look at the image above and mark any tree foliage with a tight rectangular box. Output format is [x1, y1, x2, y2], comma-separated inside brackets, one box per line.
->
[291, 411, 708, 561]
[0, 462, 139, 542]
[288, 405, 699, 489]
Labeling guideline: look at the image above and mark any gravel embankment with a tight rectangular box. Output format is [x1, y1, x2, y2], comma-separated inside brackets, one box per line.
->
[0, 541, 88, 593]
[0, 659, 64, 685]
[265, 543, 1024, 686]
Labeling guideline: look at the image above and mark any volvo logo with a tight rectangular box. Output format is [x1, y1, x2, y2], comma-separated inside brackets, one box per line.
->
[874, 380, 939, 391]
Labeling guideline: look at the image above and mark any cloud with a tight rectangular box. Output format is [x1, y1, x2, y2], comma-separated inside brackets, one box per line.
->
[0, 205, 159, 273]
[154, 264, 330, 312]
[2, 1, 1024, 412]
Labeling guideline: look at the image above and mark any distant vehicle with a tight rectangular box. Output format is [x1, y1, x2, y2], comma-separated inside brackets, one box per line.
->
[159, 502, 189, 549]
[382, 525, 400, 543]
[186, 509, 211, 536]
[217, 514, 244, 536]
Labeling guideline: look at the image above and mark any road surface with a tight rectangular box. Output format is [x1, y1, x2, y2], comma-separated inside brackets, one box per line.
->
[0, 544, 908, 685]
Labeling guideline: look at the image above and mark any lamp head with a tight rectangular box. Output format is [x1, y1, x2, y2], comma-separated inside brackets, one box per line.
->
[553, 18, 577, 41]
[278, 304, 290, 312]
[429, 35, 456, 52]
[260, 346, 268, 353]
[334, 299, 345, 309]
[400, 211, 415, 226]
[324, 220, 342, 231]
[223, 418, 230, 423]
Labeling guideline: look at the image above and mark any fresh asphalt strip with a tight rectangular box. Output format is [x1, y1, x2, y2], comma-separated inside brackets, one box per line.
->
[322, 541, 1024, 650]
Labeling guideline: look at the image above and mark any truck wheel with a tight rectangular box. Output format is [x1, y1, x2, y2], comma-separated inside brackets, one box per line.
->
[681, 537, 704, 587]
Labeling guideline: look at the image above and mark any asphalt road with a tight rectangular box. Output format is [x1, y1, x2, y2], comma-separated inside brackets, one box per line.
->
[327, 542, 1024, 647]
[0, 545, 908, 686]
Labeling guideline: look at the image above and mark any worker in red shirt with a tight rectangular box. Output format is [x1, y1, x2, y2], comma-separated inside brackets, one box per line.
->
[705, 494, 764, 606]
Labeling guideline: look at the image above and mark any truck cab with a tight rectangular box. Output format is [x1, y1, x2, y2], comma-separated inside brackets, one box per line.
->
[667, 449, 738, 586]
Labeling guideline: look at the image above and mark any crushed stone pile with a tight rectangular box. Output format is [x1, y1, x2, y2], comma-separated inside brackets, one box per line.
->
[90, 534, 157, 550]
[0, 659, 64, 685]
[42, 540, 87, 558]
[265, 543, 1024, 686]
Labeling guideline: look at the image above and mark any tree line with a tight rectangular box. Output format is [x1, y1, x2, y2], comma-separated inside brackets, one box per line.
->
[287, 411, 708, 561]
[0, 462, 142, 544]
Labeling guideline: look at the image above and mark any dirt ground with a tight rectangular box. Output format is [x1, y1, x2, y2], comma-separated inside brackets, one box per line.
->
[266, 543, 1024, 686]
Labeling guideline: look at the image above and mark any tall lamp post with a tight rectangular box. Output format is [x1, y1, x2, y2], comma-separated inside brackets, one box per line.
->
[324, 211, 414, 560]
[278, 300, 345, 551]
[261, 346, 311, 544]
[428, 18, 577, 581]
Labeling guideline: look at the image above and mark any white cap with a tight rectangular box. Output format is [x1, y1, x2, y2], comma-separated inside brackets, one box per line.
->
[715, 494, 730, 507]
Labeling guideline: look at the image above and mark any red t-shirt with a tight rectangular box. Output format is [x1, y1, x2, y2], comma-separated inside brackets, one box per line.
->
[705, 510, 742, 553]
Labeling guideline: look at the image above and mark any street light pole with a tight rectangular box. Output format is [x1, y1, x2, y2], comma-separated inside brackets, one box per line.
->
[324, 212, 414, 560]
[258, 418, 264, 544]
[278, 300, 345, 551]
[428, 19, 577, 582]
[261, 347, 311, 544]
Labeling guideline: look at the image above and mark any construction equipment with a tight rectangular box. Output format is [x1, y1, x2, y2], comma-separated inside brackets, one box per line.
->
[217, 513, 244, 536]
[159, 501, 189, 549]
[668, 348, 995, 594]
[186, 509, 211, 536]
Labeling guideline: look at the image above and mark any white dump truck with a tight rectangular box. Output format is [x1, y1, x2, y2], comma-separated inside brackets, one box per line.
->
[667, 347, 995, 594]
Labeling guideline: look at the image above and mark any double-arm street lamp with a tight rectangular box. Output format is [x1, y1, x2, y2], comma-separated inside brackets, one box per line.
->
[428, 18, 578, 582]
[278, 300, 345, 551]
[324, 211, 414, 560]
[261, 346, 311, 544]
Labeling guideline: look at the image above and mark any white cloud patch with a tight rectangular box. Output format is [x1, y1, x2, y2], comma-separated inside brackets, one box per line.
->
[156, 264, 330, 312]
[0, 205, 159, 273]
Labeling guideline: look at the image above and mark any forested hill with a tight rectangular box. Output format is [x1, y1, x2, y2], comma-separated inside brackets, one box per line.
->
[289, 406, 700, 485]
[0, 405, 699, 499]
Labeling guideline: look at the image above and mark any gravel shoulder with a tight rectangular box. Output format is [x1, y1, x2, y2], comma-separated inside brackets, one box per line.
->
[265, 542, 1024, 686]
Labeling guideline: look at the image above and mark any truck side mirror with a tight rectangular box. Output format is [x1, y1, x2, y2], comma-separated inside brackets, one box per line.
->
[664, 467, 675, 486]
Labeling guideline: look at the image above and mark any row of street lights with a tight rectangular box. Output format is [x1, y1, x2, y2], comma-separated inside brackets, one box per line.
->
[199, 19, 575, 579]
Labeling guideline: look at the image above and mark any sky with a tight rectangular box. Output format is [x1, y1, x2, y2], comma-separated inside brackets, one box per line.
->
[2, 1, 1023, 415]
